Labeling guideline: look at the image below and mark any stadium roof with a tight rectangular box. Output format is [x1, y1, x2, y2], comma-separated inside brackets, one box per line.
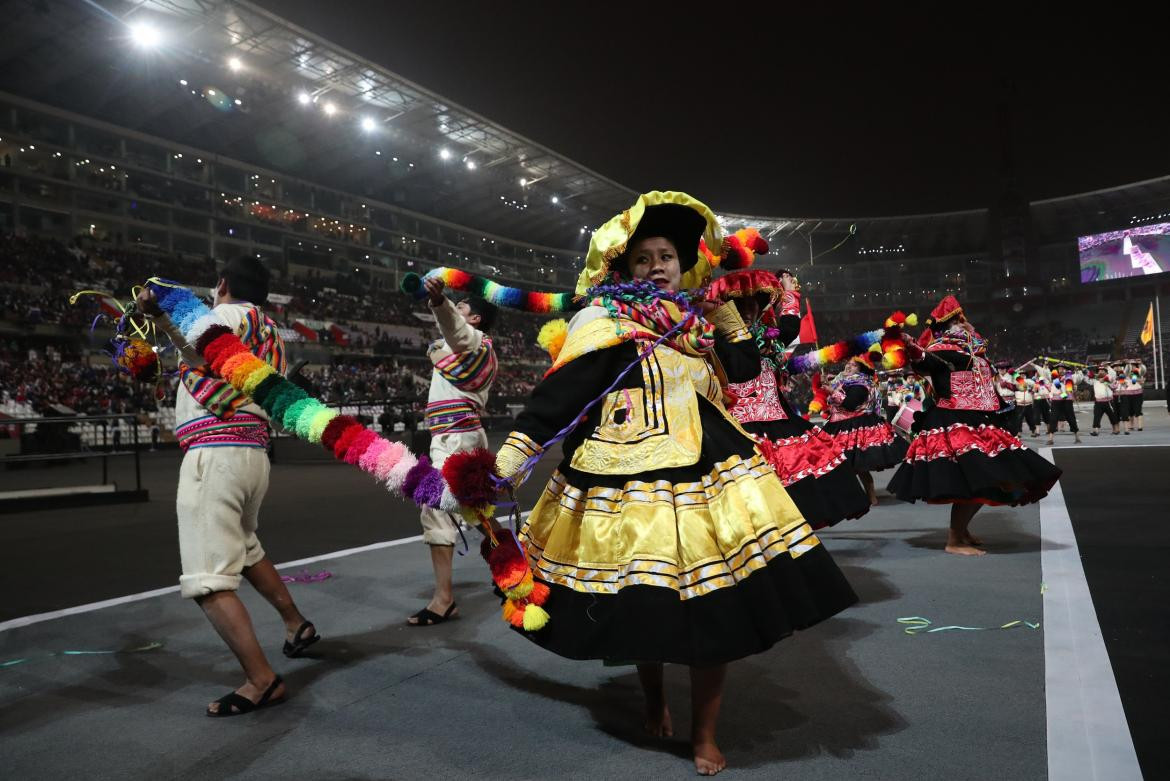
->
[0, 0, 1165, 261]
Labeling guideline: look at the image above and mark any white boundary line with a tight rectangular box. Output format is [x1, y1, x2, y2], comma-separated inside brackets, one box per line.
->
[1051, 443, 1168, 450]
[0, 512, 529, 634]
[1039, 447, 1143, 781]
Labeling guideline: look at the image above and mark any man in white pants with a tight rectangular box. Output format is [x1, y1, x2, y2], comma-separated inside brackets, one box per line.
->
[139, 257, 317, 716]
[407, 276, 498, 626]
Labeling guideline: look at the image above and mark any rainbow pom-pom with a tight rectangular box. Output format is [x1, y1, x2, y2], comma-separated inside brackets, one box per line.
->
[401, 267, 577, 313]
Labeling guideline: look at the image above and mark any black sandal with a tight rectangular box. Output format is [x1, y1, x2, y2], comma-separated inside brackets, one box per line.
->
[282, 621, 320, 658]
[206, 675, 284, 717]
[407, 603, 457, 627]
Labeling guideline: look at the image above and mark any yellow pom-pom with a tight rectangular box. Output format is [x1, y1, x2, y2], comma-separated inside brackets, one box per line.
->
[521, 603, 550, 631]
[241, 363, 276, 397]
[536, 319, 569, 362]
[905, 313, 919, 327]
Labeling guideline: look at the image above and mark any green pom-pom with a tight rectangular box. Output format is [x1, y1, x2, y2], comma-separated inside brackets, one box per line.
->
[294, 401, 326, 439]
[306, 407, 339, 443]
[400, 273, 422, 295]
[283, 398, 317, 433]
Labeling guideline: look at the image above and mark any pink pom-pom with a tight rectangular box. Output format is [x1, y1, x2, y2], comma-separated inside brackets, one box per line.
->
[359, 438, 392, 476]
[375, 441, 408, 482]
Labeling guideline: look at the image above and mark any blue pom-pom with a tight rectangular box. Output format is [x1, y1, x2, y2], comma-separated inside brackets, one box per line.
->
[498, 286, 525, 309]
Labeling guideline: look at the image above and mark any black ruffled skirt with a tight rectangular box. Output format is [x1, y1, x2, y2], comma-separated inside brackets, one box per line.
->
[886, 406, 1061, 505]
[822, 414, 909, 472]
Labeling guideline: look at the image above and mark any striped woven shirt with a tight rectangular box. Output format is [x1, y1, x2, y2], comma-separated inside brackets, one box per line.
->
[433, 337, 496, 392]
[180, 305, 286, 419]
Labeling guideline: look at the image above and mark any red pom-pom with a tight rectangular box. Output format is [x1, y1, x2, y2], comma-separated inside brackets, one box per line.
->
[332, 423, 366, 460]
[195, 324, 233, 355]
[446, 269, 473, 289]
[203, 333, 244, 367]
[320, 415, 358, 452]
[486, 533, 529, 589]
[442, 448, 499, 507]
[344, 429, 379, 465]
[529, 581, 550, 605]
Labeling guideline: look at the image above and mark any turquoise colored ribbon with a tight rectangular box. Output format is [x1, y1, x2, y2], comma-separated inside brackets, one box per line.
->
[898, 617, 1040, 636]
[1, 641, 162, 669]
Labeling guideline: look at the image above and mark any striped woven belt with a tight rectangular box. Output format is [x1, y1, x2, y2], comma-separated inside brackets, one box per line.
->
[176, 412, 269, 451]
[425, 399, 483, 435]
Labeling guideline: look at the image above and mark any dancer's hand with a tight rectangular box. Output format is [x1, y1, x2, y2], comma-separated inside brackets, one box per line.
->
[696, 299, 720, 317]
[424, 276, 446, 306]
[135, 288, 162, 317]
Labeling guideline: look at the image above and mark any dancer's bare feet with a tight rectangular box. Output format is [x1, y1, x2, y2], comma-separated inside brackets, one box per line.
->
[962, 532, 984, 546]
[638, 662, 672, 737]
[693, 738, 727, 775]
[945, 543, 987, 556]
[644, 700, 673, 737]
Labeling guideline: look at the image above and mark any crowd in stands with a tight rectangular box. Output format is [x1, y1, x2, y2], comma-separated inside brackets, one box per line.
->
[0, 339, 168, 415]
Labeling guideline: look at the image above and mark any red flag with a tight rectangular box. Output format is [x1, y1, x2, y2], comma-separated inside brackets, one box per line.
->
[799, 298, 818, 344]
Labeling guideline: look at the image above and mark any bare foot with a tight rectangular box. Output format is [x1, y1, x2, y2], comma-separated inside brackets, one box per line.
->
[945, 543, 987, 556]
[962, 533, 984, 546]
[693, 739, 727, 775]
[206, 677, 286, 715]
[869, 493, 879, 506]
[644, 701, 673, 738]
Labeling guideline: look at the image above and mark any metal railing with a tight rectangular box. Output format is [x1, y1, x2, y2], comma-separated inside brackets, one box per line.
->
[0, 413, 144, 494]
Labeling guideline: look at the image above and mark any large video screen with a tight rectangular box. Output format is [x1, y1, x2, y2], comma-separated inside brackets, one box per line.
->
[1079, 223, 1170, 283]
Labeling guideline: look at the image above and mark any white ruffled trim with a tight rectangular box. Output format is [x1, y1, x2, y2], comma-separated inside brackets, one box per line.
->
[185, 312, 227, 345]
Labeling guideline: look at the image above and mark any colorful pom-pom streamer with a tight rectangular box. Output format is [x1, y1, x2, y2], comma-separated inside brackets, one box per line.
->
[401, 267, 577, 313]
[788, 328, 886, 375]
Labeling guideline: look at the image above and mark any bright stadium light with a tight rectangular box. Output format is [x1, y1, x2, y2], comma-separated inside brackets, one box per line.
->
[360, 116, 376, 132]
[551, 196, 559, 204]
[129, 22, 163, 48]
[322, 101, 337, 116]
[465, 159, 477, 170]
[228, 57, 242, 72]
[297, 91, 311, 105]
[439, 148, 452, 160]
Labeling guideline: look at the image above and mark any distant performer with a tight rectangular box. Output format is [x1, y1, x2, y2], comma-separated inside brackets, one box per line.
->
[1043, 362, 1084, 445]
[887, 296, 1062, 555]
[409, 275, 498, 626]
[1118, 358, 1146, 433]
[708, 267, 870, 528]
[1088, 362, 1120, 436]
[822, 352, 908, 506]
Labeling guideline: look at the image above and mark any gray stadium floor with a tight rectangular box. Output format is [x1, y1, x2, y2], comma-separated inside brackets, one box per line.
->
[1, 410, 1165, 779]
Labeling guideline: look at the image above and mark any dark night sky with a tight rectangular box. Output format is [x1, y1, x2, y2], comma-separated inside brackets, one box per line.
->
[257, 1, 1170, 217]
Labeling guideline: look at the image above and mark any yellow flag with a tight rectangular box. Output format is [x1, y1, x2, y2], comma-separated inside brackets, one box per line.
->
[1140, 303, 1154, 345]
